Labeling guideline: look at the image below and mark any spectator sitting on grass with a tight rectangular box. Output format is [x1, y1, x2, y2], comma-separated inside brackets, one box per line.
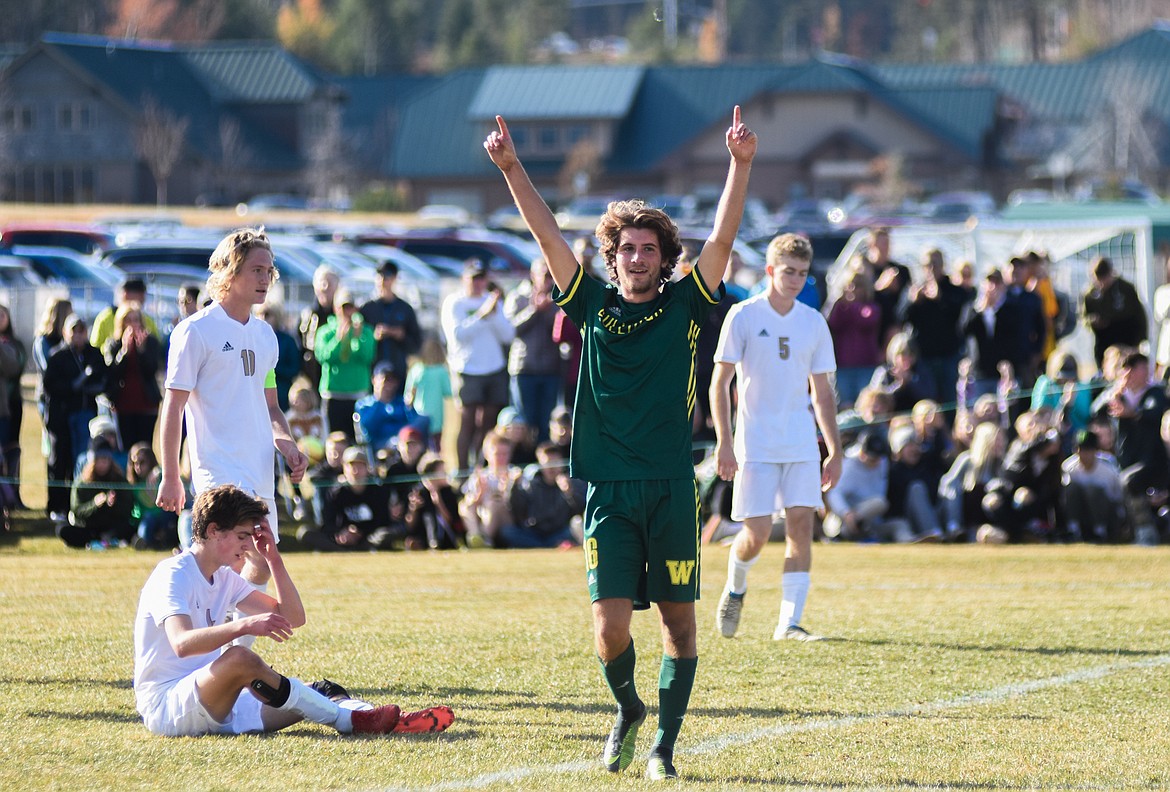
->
[297, 446, 403, 551]
[59, 436, 135, 548]
[822, 430, 894, 541]
[503, 442, 585, 548]
[459, 430, 521, 547]
[1061, 429, 1126, 543]
[405, 452, 465, 550]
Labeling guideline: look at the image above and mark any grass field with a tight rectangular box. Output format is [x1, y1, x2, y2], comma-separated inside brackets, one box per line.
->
[4, 529, 1170, 791]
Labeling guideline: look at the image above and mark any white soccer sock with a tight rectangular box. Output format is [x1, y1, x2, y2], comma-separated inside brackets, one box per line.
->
[337, 698, 374, 712]
[779, 571, 811, 629]
[284, 678, 352, 732]
[726, 548, 759, 596]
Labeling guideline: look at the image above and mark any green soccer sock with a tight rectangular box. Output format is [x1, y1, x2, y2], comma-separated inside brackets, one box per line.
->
[653, 654, 697, 751]
[599, 638, 641, 711]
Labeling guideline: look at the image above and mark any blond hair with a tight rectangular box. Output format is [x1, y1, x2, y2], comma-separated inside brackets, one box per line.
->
[206, 227, 278, 301]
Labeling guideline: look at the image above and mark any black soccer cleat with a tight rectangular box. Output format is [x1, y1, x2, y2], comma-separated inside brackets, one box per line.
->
[310, 678, 351, 701]
[646, 746, 679, 780]
[602, 699, 647, 773]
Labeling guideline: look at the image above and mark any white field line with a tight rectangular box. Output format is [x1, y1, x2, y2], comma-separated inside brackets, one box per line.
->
[382, 653, 1170, 792]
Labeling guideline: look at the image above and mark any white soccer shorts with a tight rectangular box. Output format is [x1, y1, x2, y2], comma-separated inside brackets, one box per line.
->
[731, 460, 823, 522]
[139, 668, 264, 737]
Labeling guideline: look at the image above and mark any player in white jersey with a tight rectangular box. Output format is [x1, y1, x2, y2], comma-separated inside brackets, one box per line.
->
[710, 233, 842, 641]
[156, 228, 308, 589]
[134, 484, 452, 737]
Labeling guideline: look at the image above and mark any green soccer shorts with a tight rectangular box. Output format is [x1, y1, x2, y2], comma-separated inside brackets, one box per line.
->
[582, 478, 701, 609]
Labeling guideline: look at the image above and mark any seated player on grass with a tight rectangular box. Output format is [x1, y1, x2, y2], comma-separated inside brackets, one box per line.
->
[132, 483, 453, 737]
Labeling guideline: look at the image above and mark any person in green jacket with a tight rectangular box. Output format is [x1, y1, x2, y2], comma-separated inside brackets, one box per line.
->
[59, 436, 135, 548]
[314, 289, 376, 440]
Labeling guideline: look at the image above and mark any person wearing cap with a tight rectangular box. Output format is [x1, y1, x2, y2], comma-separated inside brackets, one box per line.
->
[297, 446, 404, 551]
[485, 107, 757, 779]
[505, 258, 561, 442]
[495, 405, 537, 467]
[354, 361, 426, 452]
[314, 289, 376, 440]
[710, 232, 842, 643]
[360, 260, 421, 397]
[91, 277, 160, 350]
[822, 430, 893, 541]
[440, 259, 515, 472]
[382, 424, 429, 516]
[79, 414, 128, 476]
[42, 314, 108, 521]
[59, 436, 135, 548]
[1060, 429, 1126, 542]
[156, 228, 308, 594]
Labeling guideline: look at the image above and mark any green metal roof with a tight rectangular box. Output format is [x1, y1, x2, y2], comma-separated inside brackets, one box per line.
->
[468, 65, 644, 120]
[182, 44, 324, 103]
[36, 33, 300, 169]
[390, 70, 495, 179]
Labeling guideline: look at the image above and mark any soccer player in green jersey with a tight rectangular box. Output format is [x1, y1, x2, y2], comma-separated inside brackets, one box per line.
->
[485, 107, 757, 780]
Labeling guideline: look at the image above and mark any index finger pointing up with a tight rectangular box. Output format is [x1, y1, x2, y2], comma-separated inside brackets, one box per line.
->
[733, 105, 741, 127]
[496, 115, 510, 138]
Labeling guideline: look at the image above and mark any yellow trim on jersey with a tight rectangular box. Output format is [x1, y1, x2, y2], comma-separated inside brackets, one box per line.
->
[685, 319, 701, 417]
[690, 266, 721, 304]
[553, 264, 585, 307]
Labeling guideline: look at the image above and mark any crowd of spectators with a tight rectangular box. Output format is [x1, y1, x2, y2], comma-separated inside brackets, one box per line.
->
[12, 227, 1170, 551]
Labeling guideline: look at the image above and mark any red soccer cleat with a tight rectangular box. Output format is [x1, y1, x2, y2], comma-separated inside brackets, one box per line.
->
[351, 704, 401, 734]
[393, 706, 455, 734]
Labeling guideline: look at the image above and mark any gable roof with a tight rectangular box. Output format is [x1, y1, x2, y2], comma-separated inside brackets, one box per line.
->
[181, 43, 327, 103]
[23, 33, 304, 169]
[467, 65, 644, 121]
[389, 69, 495, 179]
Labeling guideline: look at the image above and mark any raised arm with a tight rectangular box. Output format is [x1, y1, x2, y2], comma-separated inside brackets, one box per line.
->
[484, 116, 578, 292]
[694, 105, 758, 293]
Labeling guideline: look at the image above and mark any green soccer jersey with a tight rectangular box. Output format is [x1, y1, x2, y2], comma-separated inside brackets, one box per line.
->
[553, 264, 722, 481]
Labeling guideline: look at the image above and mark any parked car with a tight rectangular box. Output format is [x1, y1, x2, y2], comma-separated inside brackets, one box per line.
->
[7, 245, 120, 320]
[0, 223, 117, 255]
[99, 240, 317, 319]
[356, 229, 540, 279]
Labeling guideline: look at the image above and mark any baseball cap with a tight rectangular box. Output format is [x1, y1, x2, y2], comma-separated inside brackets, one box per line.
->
[1076, 429, 1100, 451]
[497, 406, 523, 428]
[64, 314, 86, 331]
[858, 430, 889, 458]
[888, 425, 916, 456]
[342, 446, 368, 465]
[88, 436, 116, 459]
[398, 425, 425, 444]
[89, 415, 118, 439]
[373, 360, 400, 379]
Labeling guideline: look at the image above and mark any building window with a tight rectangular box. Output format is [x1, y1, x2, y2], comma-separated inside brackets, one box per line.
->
[510, 125, 529, 151]
[537, 126, 559, 151]
[567, 125, 590, 145]
[3, 105, 34, 131]
[58, 102, 92, 131]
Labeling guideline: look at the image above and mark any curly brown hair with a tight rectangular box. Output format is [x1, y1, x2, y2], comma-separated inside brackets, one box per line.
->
[595, 200, 683, 286]
[190, 484, 270, 543]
